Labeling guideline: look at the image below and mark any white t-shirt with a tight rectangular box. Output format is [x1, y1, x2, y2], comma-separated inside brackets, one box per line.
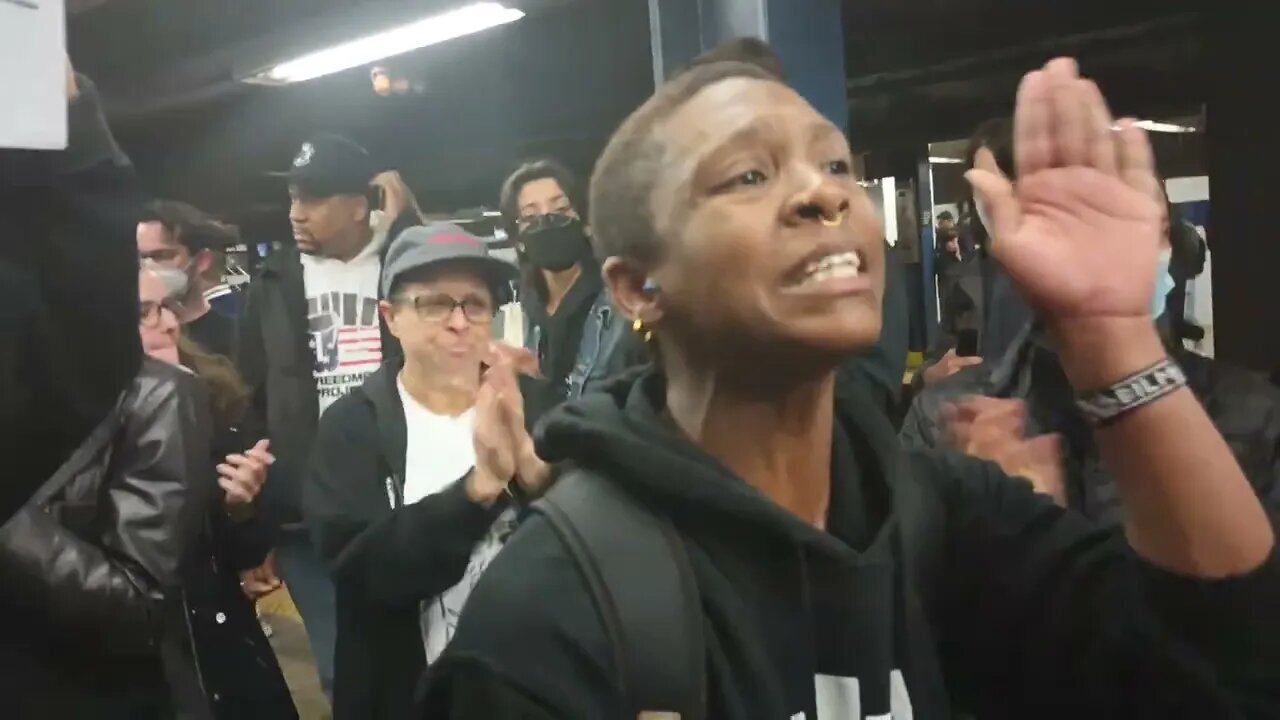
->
[396, 377, 518, 663]
[301, 224, 388, 416]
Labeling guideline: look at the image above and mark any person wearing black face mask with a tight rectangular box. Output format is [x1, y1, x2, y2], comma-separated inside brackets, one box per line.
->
[497, 159, 642, 424]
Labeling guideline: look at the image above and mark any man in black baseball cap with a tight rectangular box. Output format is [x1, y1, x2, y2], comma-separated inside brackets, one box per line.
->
[272, 133, 379, 258]
[305, 223, 551, 718]
[240, 132, 424, 699]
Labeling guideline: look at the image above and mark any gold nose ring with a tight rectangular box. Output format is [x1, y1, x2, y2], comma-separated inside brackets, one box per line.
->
[821, 209, 847, 227]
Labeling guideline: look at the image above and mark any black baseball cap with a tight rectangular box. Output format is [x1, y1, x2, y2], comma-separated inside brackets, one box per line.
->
[382, 223, 517, 303]
[271, 133, 377, 198]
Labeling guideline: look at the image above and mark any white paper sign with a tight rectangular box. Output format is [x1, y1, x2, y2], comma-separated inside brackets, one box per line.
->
[0, 0, 67, 150]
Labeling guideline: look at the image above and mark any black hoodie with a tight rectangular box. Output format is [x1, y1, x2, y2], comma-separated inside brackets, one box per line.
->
[421, 368, 1280, 719]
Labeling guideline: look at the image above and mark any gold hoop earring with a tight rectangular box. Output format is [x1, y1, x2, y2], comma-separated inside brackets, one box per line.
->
[632, 317, 653, 343]
[821, 209, 847, 227]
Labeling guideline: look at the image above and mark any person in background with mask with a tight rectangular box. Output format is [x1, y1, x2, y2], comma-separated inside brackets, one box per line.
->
[913, 118, 1031, 390]
[496, 159, 641, 424]
[138, 200, 242, 359]
[901, 172, 1280, 525]
[237, 132, 423, 700]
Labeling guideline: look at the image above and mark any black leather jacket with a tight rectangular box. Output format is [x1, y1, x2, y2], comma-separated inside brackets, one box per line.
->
[0, 358, 213, 717]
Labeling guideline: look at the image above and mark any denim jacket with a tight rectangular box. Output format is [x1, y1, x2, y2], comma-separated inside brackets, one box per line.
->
[495, 289, 633, 400]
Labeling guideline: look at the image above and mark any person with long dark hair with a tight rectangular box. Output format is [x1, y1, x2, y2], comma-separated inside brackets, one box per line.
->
[419, 53, 1280, 718]
[173, 336, 297, 718]
[496, 159, 640, 423]
[140, 266, 298, 718]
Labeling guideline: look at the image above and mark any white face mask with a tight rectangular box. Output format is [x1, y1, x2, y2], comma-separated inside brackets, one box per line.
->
[146, 262, 192, 298]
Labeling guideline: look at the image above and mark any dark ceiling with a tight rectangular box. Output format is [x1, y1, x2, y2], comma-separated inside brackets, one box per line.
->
[69, 0, 651, 235]
[842, 0, 1206, 149]
[66, 0, 1209, 232]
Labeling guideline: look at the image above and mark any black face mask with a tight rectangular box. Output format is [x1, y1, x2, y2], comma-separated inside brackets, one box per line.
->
[520, 215, 590, 272]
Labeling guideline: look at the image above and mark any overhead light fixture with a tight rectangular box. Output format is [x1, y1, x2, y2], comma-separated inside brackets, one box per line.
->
[1136, 119, 1192, 133]
[928, 156, 963, 164]
[1113, 120, 1197, 134]
[880, 176, 898, 247]
[482, 210, 503, 217]
[245, 2, 525, 85]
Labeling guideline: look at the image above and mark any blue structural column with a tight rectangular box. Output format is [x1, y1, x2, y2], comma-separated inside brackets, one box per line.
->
[648, 0, 847, 131]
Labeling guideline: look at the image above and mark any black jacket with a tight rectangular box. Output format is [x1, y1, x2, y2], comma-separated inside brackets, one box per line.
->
[1, 74, 142, 524]
[900, 324, 1280, 525]
[421, 368, 1280, 719]
[237, 227, 410, 530]
[175, 421, 296, 720]
[0, 358, 213, 718]
[305, 361, 508, 720]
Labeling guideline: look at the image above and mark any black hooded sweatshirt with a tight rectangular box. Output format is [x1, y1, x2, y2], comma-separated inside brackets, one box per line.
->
[420, 368, 1280, 719]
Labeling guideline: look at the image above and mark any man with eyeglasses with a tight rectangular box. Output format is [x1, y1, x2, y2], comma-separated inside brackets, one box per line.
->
[137, 200, 241, 359]
[304, 223, 551, 719]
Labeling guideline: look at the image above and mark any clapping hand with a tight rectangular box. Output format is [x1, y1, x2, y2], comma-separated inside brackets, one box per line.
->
[944, 397, 1065, 506]
[469, 376, 518, 506]
[469, 343, 551, 504]
[921, 349, 983, 387]
[217, 439, 274, 507]
[968, 58, 1165, 389]
[484, 344, 553, 497]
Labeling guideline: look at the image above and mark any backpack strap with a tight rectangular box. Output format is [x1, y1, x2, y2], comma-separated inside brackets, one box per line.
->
[534, 469, 706, 720]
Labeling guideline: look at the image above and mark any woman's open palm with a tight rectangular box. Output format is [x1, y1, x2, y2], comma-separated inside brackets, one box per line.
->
[969, 58, 1163, 324]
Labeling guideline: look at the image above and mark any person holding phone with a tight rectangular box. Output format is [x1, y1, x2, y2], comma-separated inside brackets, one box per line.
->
[237, 133, 423, 698]
[304, 223, 550, 719]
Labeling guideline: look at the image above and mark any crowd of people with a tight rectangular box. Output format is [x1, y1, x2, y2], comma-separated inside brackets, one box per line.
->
[3, 36, 1280, 720]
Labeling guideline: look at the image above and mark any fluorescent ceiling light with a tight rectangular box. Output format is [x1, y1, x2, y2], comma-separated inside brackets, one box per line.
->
[1131, 120, 1196, 134]
[482, 210, 503, 217]
[928, 156, 963, 164]
[1112, 120, 1197, 134]
[246, 2, 524, 85]
[880, 176, 898, 247]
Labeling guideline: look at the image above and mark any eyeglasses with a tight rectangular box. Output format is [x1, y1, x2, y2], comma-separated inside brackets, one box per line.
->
[516, 210, 576, 234]
[403, 294, 495, 324]
[139, 299, 183, 329]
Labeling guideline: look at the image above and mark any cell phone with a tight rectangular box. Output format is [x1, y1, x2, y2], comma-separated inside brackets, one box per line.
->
[957, 329, 979, 358]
